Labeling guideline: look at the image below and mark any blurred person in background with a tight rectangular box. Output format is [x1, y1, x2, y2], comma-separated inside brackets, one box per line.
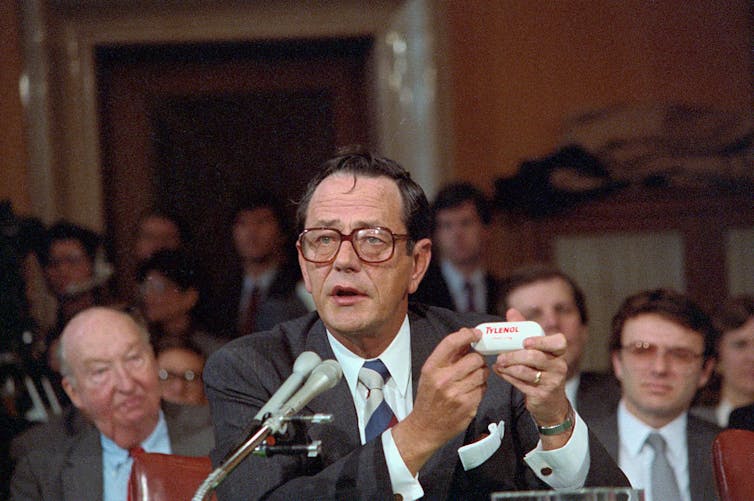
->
[692, 294, 754, 427]
[498, 265, 621, 423]
[10, 307, 214, 501]
[155, 338, 208, 406]
[411, 182, 500, 314]
[215, 191, 309, 337]
[133, 209, 188, 263]
[137, 249, 226, 358]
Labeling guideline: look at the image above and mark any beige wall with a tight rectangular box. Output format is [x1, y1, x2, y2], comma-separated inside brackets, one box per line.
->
[446, 0, 752, 187]
[3, 0, 752, 217]
[0, 0, 31, 214]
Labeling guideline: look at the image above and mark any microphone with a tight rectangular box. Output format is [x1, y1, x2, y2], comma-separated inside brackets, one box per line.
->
[254, 351, 322, 421]
[265, 359, 343, 431]
[192, 359, 342, 501]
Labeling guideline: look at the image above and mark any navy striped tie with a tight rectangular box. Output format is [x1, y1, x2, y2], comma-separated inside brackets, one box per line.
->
[359, 359, 398, 442]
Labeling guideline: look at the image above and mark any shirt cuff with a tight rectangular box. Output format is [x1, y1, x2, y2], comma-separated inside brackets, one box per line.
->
[383, 429, 424, 500]
[523, 410, 590, 488]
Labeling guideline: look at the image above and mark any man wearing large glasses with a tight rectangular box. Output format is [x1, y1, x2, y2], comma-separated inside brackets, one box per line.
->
[204, 147, 628, 500]
[590, 288, 720, 501]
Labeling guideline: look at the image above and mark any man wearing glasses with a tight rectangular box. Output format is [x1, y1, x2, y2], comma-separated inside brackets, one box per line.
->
[590, 288, 720, 501]
[203, 147, 628, 500]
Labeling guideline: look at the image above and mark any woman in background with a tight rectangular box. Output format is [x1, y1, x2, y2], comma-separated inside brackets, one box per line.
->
[137, 249, 226, 358]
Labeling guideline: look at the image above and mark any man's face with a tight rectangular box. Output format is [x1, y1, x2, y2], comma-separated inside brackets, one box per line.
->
[157, 347, 206, 406]
[139, 271, 197, 324]
[716, 316, 754, 402]
[612, 313, 714, 427]
[433, 201, 487, 268]
[233, 207, 283, 263]
[135, 216, 181, 261]
[45, 239, 94, 297]
[62, 310, 162, 443]
[505, 277, 587, 378]
[298, 174, 430, 352]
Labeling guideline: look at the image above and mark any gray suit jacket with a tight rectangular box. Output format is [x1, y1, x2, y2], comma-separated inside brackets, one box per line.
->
[589, 409, 720, 501]
[576, 372, 621, 425]
[204, 304, 629, 500]
[10, 401, 214, 501]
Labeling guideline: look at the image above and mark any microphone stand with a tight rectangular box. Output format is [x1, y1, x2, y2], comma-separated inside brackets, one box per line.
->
[191, 413, 332, 501]
[192, 423, 273, 501]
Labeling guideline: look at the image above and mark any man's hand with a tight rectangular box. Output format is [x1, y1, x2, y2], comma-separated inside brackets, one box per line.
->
[392, 328, 489, 474]
[492, 308, 572, 448]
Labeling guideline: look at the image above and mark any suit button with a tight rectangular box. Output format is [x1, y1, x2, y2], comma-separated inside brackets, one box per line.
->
[540, 467, 553, 476]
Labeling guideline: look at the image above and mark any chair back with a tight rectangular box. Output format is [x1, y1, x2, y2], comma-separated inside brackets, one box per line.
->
[128, 451, 216, 501]
[711, 428, 754, 501]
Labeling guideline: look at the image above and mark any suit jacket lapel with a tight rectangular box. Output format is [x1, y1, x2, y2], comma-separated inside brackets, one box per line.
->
[61, 423, 103, 501]
[408, 311, 463, 496]
[303, 322, 361, 456]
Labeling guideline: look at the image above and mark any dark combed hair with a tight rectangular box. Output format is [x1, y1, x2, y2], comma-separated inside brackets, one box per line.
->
[608, 288, 718, 360]
[233, 189, 294, 237]
[697, 294, 754, 405]
[295, 145, 431, 246]
[137, 208, 192, 245]
[430, 181, 492, 231]
[38, 220, 101, 267]
[137, 249, 202, 291]
[498, 264, 589, 324]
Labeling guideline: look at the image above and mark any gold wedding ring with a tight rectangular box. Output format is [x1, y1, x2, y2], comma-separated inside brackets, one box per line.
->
[534, 371, 542, 385]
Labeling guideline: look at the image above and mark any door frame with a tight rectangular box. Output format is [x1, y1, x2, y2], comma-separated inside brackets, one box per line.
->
[22, 0, 451, 230]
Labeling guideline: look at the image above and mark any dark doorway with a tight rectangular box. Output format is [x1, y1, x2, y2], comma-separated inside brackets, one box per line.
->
[97, 39, 373, 303]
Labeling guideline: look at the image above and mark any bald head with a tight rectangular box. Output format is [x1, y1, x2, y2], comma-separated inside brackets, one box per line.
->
[59, 306, 151, 382]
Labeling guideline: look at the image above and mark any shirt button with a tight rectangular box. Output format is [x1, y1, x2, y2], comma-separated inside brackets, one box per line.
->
[540, 466, 553, 476]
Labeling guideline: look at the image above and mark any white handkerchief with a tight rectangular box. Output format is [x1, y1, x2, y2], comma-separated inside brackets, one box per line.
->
[457, 420, 505, 471]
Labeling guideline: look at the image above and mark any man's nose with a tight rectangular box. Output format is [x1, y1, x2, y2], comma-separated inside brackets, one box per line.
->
[113, 364, 137, 391]
[332, 238, 361, 270]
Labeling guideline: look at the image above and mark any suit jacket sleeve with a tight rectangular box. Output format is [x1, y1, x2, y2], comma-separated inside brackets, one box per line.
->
[204, 314, 396, 500]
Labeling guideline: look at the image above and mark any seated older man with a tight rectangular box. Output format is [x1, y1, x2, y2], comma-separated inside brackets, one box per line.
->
[10, 307, 214, 501]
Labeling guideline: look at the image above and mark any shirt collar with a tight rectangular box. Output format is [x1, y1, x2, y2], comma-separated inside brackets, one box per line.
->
[327, 315, 412, 399]
[565, 373, 581, 410]
[243, 267, 278, 292]
[617, 400, 688, 458]
[440, 259, 484, 293]
[100, 409, 171, 465]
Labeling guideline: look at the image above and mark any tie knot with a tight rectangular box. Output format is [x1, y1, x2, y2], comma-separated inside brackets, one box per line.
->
[646, 432, 667, 453]
[129, 446, 145, 457]
[359, 359, 390, 389]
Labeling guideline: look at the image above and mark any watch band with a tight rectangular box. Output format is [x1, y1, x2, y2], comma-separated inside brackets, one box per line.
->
[537, 406, 574, 436]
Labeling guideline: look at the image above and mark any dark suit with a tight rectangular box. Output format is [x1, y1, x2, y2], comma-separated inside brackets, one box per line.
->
[728, 403, 754, 431]
[204, 304, 629, 500]
[410, 262, 501, 315]
[10, 402, 214, 501]
[214, 264, 309, 337]
[575, 372, 621, 425]
[589, 409, 720, 501]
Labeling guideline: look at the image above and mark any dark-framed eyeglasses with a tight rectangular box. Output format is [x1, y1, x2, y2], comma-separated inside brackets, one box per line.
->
[620, 341, 703, 368]
[298, 226, 410, 264]
[158, 368, 202, 383]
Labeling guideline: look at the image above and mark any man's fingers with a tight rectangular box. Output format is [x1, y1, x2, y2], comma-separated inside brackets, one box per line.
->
[425, 327, 482, 367]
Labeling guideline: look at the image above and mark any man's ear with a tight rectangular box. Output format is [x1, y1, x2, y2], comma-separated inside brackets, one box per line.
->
[297, 244, 312, 293]
[697, 358, 716, 389]
[62, 376, 83, 409]
[407, 238, 432, 295]
[611, 351, 624, 382]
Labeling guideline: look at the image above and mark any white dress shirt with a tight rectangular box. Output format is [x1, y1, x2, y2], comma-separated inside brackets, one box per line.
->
[328, 314, 591, 500]
[617, 401, 691, 501]
[101, 410, 172, 501]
